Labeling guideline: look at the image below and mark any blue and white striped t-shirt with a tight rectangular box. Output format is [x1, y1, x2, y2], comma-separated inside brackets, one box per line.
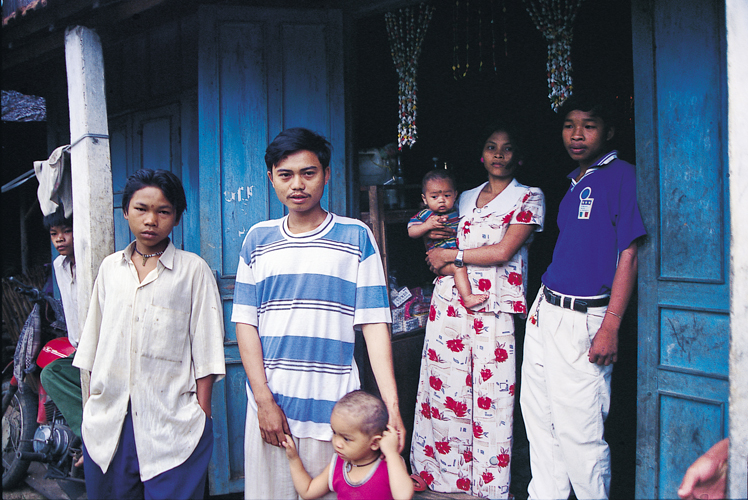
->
[231, 212, 391, 440]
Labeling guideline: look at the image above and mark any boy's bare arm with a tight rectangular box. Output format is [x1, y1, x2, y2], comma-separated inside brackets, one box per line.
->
[589, 241, 639, 365]
[196, 375, 216, 418]
[361, 323, 406, 452]
[380, 426, 415, 500]
[282, 435, 332, 500]
[236, 322, 290, 446]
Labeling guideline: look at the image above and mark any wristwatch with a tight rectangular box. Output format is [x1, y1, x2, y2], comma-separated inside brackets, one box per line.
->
[454, 250, 464, 268]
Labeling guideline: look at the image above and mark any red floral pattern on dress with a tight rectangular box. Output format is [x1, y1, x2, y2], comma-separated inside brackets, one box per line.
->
[477, 396, 492, 410]
[435, 441, 451, 455]
[502, 211, 515, 224]
[430, 376, 443, 391]
[463, 450, 473, 462]
[473, 317, 485, 334]
[480, 368, 493, 381]
[446, 305, 459, 317]
[496, 448, 510, 468]
[456, 477, 471, 491]
[424, 445, 435, 458]
[445, 397, 468, 417]
[429, 305, 436, 321]
[420, 402, 431, 419]
[509, 384, 515, 396]
[482, 471, 495, 484]
[473, 422, 484, 439]
[431, 407, 444, 420]
[478, 279, 491, 292]
[495, 344, 508, 363]
[427, 348, 439, 361]
[516, 210, 532, 223]
[465, 373, 472, 387]
[513, 301, 527, 314]
[507, 272, 522, 286]
[447, 338, 464, 352]
[420, 470, 434, 485]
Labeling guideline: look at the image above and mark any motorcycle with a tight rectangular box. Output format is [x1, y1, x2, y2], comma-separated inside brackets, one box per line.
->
[2, 277, 84, 490]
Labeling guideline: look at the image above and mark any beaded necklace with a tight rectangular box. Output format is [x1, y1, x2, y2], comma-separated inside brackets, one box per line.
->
[134, 247, 165, 266]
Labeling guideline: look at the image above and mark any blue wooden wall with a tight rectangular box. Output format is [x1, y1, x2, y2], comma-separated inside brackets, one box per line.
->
[632, 0, 729, 497]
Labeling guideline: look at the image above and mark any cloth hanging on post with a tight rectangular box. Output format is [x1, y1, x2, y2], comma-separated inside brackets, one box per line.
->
[34, 145, 72, 217]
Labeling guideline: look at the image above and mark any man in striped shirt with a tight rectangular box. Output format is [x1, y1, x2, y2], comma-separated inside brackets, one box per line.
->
[232, 128, 404, 499]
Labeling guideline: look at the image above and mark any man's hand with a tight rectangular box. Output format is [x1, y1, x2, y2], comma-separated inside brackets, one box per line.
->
[257, 398, 291, 447]
[387, 405, 407, 452]
[589, 321, 618, 365]
[678, 438, 728, 500]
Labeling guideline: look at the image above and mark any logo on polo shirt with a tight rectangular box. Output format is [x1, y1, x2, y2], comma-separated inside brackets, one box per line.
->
[578, 187, 593, 219]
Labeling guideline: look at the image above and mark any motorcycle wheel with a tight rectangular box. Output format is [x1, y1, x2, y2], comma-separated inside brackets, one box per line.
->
[2, 380, 36, 489]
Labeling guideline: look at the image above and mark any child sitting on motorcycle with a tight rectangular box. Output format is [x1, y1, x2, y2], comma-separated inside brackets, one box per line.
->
[72, 169, 226, 499]
[39, 205, 84, 465]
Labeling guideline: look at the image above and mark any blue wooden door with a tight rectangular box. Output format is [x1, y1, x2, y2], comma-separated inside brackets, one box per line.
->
[632, 1, 729, 497]
[197, 6, 345, 495]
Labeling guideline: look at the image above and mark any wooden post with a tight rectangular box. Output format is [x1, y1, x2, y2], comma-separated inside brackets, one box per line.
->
[65, 26, 113, 402]
[727, 1, 748, 497]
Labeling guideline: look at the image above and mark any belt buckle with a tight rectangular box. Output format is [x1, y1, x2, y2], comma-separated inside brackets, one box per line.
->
[574, 300, 588, 313]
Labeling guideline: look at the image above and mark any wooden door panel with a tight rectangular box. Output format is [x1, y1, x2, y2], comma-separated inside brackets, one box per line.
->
[633, 1, 728, 497]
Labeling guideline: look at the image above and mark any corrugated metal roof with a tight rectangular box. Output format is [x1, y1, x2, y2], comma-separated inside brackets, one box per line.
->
[2, 0, 47, 26]
[1, 90, 46, 122]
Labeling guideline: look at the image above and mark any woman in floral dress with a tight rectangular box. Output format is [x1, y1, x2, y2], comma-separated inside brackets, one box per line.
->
[410, 123, 544, 499]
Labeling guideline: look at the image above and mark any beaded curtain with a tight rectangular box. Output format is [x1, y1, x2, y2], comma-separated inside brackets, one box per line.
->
[523, 0, 585, 111]
[385, 4, 435, 150]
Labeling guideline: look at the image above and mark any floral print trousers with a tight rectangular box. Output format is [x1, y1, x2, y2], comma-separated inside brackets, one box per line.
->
[410, 291, 515, 499]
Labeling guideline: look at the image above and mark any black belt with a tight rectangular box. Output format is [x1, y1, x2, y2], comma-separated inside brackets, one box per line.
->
[542, 286, 609, 313]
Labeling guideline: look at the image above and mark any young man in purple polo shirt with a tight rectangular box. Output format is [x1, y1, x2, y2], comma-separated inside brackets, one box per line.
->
[520, 92, 646, 500]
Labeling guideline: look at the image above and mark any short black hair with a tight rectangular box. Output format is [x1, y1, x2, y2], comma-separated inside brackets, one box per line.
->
[333, 390, 389, 437]
[43, 205, 72, 230]
[558, 90, 618, 130]
[122, 169, 187, 223]
[265, 127, 332, 171]
[421, 169, 456, 194]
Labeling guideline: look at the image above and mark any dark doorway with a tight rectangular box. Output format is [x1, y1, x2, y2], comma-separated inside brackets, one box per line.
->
[355, 1, 636, 498]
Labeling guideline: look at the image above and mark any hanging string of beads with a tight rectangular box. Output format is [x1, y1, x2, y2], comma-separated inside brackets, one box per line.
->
[454, 0, 506, 79]
[385, 3, 435, 150]
[523, 0, 585, 111]
[453, 0, 460, 79]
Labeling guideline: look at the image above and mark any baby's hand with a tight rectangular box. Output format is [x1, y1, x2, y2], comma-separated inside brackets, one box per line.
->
[379, 425, 400, 457]
[424, 214, 445, 230]
[282, 434, 299, 460]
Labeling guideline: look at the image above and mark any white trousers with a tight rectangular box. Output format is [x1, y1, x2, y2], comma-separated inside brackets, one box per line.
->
[244, 400, 336, 500]
[520, 289, 613, 500]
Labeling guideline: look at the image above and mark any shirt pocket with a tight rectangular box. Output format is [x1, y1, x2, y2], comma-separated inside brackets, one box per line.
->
[141, 298, 190, 363]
